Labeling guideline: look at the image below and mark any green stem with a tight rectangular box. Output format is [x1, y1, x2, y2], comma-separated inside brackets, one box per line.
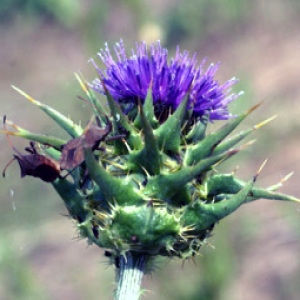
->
[115, 252, 148, 300]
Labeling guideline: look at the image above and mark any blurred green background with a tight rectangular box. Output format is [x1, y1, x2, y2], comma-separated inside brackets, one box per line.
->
[1, 0, 300, 299]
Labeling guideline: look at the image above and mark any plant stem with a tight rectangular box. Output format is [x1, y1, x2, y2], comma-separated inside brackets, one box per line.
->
[115, 252, 148, 300]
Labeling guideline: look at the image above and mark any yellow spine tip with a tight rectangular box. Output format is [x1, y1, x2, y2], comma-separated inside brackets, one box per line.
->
[254, 115, 277, 129]
[281, 172, 294, 183]
[256, 159, 268, 177]
[75, 73, 88, 93]
[0, 130, 19, 137]
[11, 85, 40, 105]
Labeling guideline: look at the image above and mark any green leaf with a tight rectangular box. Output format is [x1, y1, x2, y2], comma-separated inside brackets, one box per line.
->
[144, 149, 238, 202]
[213, 115, 276, 155]
[12, 85, 83, 138]
[84, 148, 144, 205]
[101, 81, 142, 152]
[52, 178, 89, 222]
[75, 73, 109, 119]
[205, 173, 300, 203]
[183, 179, 253, 230]
[128, 104, 161, 175]
[0, 128, 65, 150]
[154, 94, 188, 153]
[143, 87, 158, 128]
[184, 103, 261, 165]
[185, 114, 209, 143]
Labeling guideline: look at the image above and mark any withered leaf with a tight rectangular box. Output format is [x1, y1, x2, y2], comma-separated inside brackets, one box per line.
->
[59, 117, 112, 170]
[3, 143, 61, 182]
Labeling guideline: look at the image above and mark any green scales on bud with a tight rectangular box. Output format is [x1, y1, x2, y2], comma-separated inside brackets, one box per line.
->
[2, 77, 299, 263]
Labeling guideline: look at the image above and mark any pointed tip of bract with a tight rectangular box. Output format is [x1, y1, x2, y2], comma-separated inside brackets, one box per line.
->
[288, 196, 300, 203]
[75, 73, 89, 94]
[135, 103, 161, 175]
[143, 86, 158, 127]
[247, 101, 263, 115]
[0, 129, 18, 138]
[11, 85, 41, 106]
[254, 115, 277, 130]
[281, 171, 294, 182]
[12, 84, 83, 138]
[253, 159, 268, 182]
[155, 94, 189, 153]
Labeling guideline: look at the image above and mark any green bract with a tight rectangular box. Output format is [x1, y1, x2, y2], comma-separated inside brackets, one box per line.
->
[2, 74, 299, 264]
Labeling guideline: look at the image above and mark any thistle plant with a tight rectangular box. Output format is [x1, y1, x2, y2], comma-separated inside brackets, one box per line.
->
[2, 40, 299, 300]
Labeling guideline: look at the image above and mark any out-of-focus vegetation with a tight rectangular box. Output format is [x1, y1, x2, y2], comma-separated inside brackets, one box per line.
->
[1, 0, 300, 299]
[0, 236, 46, 300]
[164, 0, 251, 46]
[0, 0, 82, 27]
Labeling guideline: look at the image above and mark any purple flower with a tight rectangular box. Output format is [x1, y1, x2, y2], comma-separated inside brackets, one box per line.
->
[90, 40, 242, 121]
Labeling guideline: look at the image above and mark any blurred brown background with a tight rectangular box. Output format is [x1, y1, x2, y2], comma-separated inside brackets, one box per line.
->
[1, 0, 300, 299]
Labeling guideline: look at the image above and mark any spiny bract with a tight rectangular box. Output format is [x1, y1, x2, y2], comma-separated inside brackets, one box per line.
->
[3, 40, 299, 263]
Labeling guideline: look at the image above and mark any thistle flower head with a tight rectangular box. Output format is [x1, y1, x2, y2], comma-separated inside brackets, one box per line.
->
[91, 40, 241, 122]
[2, 41, 299, 266]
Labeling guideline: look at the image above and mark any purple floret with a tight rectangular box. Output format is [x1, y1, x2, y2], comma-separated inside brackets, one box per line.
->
[90, 40, 242, 121]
